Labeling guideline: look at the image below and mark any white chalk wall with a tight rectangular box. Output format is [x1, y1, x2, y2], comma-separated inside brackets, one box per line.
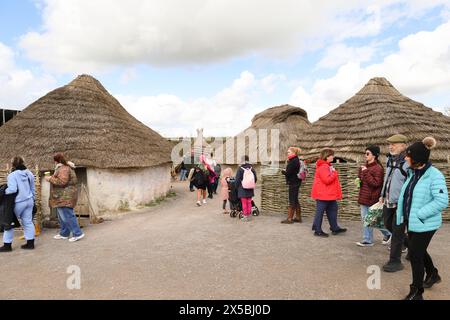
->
[40, 164, 171, 217]
[87, 164, 171, 215]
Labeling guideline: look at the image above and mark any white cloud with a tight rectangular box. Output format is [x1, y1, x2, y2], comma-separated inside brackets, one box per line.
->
[316, 43, 376, 70]
[115, 71, 266, 137]
[0, 42, 55, 109]
[19, 0, 450, 73]
[290, 20, 450, 122]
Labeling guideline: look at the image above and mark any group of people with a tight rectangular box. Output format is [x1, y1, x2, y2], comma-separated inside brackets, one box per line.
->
[187, 153, 257, 222]
[184, 133, 448, 300]
[279, 134, 448, 300]
[369, 134, 447, 300]
[0, 152, 84, 253]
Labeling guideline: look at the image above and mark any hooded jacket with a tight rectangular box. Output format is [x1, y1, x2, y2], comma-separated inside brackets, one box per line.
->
[49, 163, 78, 208]
[311, 159, 342, 201]
[396, 165, 448, 232]
[5, 169, 35, 203]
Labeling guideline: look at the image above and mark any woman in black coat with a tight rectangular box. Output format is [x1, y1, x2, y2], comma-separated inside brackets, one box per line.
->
[281, 147, 302, 224]
[235, 156, 257, 222]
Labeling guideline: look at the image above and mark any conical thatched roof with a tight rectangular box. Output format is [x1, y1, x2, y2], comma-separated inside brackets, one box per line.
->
[217, 104, 311, 164]
[297, 77, 450, 162]
[0, 75, 172, 171]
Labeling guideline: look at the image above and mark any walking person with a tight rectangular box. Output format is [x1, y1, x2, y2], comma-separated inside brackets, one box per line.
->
[380, 134, 410, 272]
[281, 147, 302, 224]
[192, 164, 208, 206]
[0, 157, 36, 252]
[311, 148, 347, 237]
[235, 156, 257, 222]
[179, 160, 188, 181]
[397, 137, 448, 300]
[187, 167, 195, 192]
[356, 146, 391, 247]
[220, 168, 233, 214]
[45, 153, 84, 242]
[213, 163, 222, 194]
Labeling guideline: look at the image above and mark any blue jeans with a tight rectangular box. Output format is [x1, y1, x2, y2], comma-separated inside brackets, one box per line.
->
[179, 169, 188, 181]
[312, 200, 340, 233]
[3, 198, 35, 243]
[360, 205, 391, 244]
[57, 207, 83, 238]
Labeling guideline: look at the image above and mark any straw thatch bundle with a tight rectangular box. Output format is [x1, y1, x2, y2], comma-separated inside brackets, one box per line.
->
[297, 78, 450, 163]
[0, 75, 172, 171]
[217, 104, 311, 164]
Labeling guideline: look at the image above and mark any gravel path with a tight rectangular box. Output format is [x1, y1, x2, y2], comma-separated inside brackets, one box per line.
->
[1, 181, 449, 300]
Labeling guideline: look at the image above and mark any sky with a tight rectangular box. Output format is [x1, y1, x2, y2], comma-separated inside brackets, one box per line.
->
[1, 0, 450, 138]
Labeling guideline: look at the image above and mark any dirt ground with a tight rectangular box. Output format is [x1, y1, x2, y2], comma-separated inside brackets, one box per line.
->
[1, 181, 449, 300]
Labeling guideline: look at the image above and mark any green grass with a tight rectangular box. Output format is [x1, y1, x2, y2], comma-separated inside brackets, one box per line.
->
[143, 190, 177, 207]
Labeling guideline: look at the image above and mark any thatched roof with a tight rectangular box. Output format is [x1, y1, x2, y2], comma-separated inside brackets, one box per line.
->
[0, 75, 172, 171]
[297, 77, 450, 163]
[216, 104, 311, 164]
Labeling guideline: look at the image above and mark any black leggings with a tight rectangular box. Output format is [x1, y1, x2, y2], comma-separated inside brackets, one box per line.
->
[408, 230, 436, 288]
[223, 200, 228, 210]
[288, 183, 301, 208]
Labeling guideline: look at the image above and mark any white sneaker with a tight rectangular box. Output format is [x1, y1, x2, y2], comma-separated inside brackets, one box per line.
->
[196, 201, 202, 206]
[356, 241, 374, 247]
[53, 234, 69, 240]
[382, 235, 392, 245]
[69, 234, 85, 242]
[203, 199, 207, 204]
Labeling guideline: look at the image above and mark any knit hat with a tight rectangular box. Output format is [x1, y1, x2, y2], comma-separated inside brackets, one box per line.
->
[406, 137, 437, 164]
[365, 145, 380, 158]
[386, 134, 408, 144]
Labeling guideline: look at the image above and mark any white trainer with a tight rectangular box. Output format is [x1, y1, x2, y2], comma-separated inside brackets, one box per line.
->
[53, 234, 69, 240]
[203, 199, 207, 204]
[69, 233, 85, 242]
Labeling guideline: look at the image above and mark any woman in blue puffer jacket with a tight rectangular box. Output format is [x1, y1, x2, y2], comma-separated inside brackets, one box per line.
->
[397, 137, 448, 300]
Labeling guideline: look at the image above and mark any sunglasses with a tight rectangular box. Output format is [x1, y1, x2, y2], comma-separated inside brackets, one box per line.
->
[365, 152, 372, 156]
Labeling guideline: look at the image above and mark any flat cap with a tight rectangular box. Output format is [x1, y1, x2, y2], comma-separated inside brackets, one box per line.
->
[386, 134, 408, 144]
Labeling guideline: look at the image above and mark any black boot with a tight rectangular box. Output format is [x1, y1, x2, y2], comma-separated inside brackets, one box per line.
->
[21, 239, 35, 250]
[424, 269, 441, 289]
[404, 285, 424, 300]
[0, 243, 12, 252]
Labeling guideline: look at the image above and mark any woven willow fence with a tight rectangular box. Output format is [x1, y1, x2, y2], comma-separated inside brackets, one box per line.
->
[261, 162, 450, 222]
[0, 166, 43, 228]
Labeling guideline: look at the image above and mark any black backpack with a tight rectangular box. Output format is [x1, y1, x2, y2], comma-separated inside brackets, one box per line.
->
[194, 169, 206, 185]
[386, 157, 407, 178]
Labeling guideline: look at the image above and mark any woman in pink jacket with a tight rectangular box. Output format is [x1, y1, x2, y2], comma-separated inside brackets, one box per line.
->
[311, 148, 347, 237]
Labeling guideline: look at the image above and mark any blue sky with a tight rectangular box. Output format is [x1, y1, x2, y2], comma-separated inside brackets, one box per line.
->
[1, 0, 450, 137]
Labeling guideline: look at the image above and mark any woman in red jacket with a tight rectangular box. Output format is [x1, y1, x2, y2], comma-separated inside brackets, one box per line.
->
[356, 146, 391, 247]
[311, 148, 347, 237]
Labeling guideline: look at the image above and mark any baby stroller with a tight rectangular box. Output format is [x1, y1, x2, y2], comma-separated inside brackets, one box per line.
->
[227, 177, 260, 219]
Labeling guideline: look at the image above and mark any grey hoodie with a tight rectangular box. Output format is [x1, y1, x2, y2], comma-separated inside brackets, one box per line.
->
[381, 153, 409, 205]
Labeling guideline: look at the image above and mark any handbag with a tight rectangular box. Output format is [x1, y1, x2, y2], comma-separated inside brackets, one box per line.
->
[364, 202, 385, 229]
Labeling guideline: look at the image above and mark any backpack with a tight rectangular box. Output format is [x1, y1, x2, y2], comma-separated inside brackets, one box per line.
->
[297, 159, 308, 181]
[241, 167, 256, 189]
[387, 157, 407, 178]
[194, 168, 206, 185]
